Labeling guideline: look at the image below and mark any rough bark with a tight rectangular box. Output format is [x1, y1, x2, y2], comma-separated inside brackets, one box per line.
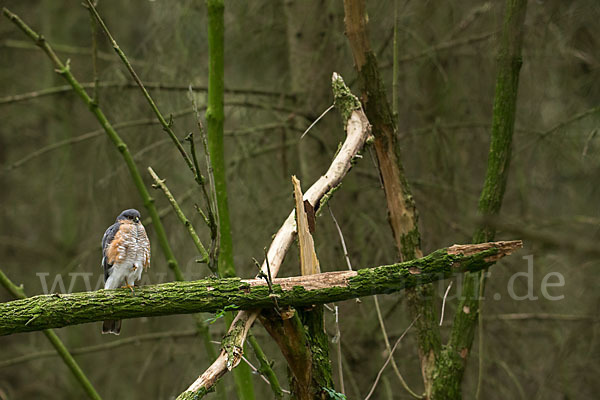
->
[0, 241, 521, 336]
[342, 0, 439, 395]
[266, 176, 333, 400]
[259, 310, 315, 400]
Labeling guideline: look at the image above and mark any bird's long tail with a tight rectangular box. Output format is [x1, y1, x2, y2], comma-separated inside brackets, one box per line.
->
[102, 319, 122, 335]
[102, 270, 123, 335]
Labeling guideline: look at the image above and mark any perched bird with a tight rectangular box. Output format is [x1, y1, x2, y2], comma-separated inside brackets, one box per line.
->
[101, 209, 150, 335]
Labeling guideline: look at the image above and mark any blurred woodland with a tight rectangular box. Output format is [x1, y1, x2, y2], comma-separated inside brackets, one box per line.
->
[0, 0, 599, 399]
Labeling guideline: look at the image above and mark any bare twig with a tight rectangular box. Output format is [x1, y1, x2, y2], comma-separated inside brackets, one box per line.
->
[364, 315, 421, 400]
[300, 103, 335, 139]
[334, 305, 345, 394]
[581, 129, 597, 160]
[86, 1, 100, 104]
[398, 31, 496, 64]
[86, 0, 197, 176]
[327, 204, 353, 392]
[373, 295, 422, 398]
[445, 2, 492, 40]
[328, 205, 354, 272]
[188, 87, 218, 238]
[239, 354, 290, 395]
[0, 329, 198, 369]
[148, 167, 211, 266]
[485, 313, 599, 322]
[439, 281, 453, 326]
[0, 81, 295, 106]
[0, 38, 154, 68]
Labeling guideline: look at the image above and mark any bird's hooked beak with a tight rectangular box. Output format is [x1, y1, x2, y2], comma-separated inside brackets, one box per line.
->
[134, 216, 140, 223]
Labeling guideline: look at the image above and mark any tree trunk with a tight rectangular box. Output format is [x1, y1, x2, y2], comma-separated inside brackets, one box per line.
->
[433, 1, 528, 399]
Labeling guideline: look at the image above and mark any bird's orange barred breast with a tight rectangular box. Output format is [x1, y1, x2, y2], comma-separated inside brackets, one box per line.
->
[106, 220, 134, 264]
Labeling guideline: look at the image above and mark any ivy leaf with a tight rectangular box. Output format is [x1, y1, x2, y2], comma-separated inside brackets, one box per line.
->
[204, 304, 238, 324]
[323, 387, 347, 400]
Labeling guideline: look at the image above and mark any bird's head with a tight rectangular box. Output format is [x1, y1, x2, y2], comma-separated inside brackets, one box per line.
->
[117, 208, 141, 223]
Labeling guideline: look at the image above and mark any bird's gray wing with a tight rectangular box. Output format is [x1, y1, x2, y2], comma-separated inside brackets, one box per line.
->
[101, 222, 120, 282]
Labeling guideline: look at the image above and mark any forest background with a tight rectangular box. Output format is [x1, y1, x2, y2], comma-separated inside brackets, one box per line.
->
[0, 1, 598, 399]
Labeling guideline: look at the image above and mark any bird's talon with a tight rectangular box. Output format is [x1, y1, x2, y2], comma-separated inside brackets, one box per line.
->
[121, 283, 135, 295]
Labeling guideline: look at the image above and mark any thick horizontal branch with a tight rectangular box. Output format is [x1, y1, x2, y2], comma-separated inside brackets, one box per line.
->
[0, 241, 521, 336]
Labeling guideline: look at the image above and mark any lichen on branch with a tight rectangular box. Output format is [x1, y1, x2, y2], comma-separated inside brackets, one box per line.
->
[0, 241, 521, 336]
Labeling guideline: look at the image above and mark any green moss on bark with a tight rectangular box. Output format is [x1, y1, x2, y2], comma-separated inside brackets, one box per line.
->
[298, 306, 334, 399]
[437, 1, 529, 398]
[0, 244, 516, 336]
[176, 388, 213, 400]
[332, 73, 361, 124]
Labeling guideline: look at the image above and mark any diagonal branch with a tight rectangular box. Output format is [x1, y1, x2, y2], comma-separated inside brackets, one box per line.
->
[85, 0, 197, 176]
[342, 0, 440, 396]
[177, 72, 368, 398]
[0, 270, 102, 400]
[2, 7, 183, 280]
[148, 167, 211, 265]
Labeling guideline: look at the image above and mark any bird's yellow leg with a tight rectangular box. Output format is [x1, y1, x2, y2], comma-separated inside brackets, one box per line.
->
[121, 282, 135, 294]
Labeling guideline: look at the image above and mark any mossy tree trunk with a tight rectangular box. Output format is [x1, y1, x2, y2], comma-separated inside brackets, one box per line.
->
[342, 0, 440, 395]
[432, 1, 528, 399]
[205, 1, 255, 398]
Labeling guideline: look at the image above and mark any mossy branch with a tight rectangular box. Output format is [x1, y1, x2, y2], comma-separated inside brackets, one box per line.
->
[247, 334, 284, 399]
[205, 0, 235, 280]
[449, 0, 528, 358]
[0, 241, 521, 337]
[204, 1, 256, 397]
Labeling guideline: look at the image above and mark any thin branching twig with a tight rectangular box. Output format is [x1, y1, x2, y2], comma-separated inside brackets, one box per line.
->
[2, 6, 182, 280]
[439, 281, 453, 326]
[86, 0, 198, 178]
[300, 103, 334, 139]
[364, 314, 421, 400]
[148, 167, 211, 266]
